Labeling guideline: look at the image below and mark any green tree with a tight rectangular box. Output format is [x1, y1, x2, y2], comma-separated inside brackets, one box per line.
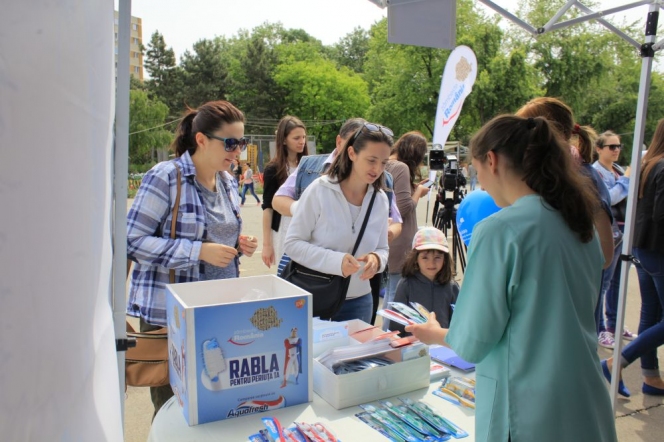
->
[331, 27, 370, 74]
[129, 90, 173, 166]
[275, 60, 370, 151]
[180, 38, 228, 109]
[229, 35, 288, 124]
[362, 0, 537, 142]
[143, 31, 183, 116]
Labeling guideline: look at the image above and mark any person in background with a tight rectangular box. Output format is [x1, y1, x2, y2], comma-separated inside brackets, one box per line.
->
[406, 115, 617, 442]
[381, 131, 429, 330]
[234, 160, 242, 189]
[283, 122, 393, 323]
[515, 97, 616, 342]
[240, 162, 261, 206]
[468, 162, 478, 191]
[601, 118, 664, 398]
[261, 116, 308, 269]
[272, 118, 403, 322]
[388, 227, 459, 335]
[126, 100, 258, 416]
[593, 130, 637, 348]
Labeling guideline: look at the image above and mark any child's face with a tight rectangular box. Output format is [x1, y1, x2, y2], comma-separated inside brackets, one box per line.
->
[417, 250, 445, 281]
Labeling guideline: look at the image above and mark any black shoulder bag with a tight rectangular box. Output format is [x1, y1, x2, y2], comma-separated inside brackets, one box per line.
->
[280, 190, 377, 320]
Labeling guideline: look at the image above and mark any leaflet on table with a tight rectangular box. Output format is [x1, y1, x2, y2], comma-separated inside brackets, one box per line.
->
[428, 345, 475, 372]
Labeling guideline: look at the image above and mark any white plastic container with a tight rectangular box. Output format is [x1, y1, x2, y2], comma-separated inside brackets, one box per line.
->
[313, 320, 430, 409]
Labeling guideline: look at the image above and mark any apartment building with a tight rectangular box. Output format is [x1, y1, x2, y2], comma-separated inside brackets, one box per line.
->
[114, 11, 143, 81]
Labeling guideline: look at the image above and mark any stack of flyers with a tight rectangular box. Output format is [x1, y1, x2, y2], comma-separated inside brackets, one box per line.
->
[377, 302, 430, 327]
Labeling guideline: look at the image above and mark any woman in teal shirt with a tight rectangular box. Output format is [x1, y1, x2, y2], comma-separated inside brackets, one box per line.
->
[407, 115, 617, 442]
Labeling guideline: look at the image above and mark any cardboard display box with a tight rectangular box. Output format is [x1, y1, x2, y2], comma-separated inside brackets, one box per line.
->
[313, 320, 430, 409]
[165, 275, 313, 426]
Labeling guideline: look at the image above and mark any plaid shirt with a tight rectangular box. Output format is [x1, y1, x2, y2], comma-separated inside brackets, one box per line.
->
[126, 152, 242, 326]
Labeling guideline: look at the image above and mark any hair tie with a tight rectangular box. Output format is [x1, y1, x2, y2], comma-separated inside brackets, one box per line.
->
[573, 123, 580, 134]
[526, 117, 536, 129]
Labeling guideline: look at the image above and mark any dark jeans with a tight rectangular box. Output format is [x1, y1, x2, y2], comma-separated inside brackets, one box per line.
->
[241, 182, 260, 204]
[331, 293, 373, 323]
[596, 240, 622, 333]
[139, 318, 174, 419]
[598, 224, 625, 333]
[621, 248, 664, 375]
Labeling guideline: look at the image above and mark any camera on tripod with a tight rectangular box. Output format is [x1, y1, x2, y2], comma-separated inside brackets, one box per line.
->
[429, 144, 468, 273]
[429, 145, 467, 195]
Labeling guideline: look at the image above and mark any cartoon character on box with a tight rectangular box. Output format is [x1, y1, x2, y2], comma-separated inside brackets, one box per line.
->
[280, 327, 302, 388]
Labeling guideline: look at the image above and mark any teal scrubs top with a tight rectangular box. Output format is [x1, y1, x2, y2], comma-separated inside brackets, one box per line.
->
[446, 195, 617, 442]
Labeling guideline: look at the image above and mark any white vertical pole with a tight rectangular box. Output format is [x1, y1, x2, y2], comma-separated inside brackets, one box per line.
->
[114, 0, 132, 424]
[609, 3, 659, 412]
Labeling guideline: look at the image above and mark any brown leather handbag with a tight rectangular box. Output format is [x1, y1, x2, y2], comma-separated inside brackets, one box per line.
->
[125, 164, 181, 387]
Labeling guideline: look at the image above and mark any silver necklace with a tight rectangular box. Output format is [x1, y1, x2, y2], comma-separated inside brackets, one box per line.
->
[350, 204, 362, 234]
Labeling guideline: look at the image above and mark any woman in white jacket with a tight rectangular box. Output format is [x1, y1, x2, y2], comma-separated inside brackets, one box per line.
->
[284, 123, 393, 322]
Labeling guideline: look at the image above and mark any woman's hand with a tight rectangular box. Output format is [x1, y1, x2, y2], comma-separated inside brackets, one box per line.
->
[341, 254, 361, 277]
[405, 312, 447, 345]
[261, 244, 275, 268]
[624, 166, 631, 178]
[239, 235, 258, 257]
[357, 253, 380, 280]
[417, 184, 430, 198]
[199, 242, 238, 268]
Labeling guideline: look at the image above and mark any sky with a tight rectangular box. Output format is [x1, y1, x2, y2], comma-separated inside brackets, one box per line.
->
[121, 0, 657, 60]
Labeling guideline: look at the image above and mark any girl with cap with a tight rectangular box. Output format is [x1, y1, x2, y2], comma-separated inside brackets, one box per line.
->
[388, 226, 459, 335]
[406, 115, 616, 442]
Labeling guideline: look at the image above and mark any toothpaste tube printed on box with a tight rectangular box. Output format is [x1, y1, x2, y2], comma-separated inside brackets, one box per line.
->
[166, 277, 312, 426]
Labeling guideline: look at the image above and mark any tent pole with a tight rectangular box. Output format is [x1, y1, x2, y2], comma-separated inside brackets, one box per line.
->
[609, 3, 659, 412]
[114, 0, 132, 426]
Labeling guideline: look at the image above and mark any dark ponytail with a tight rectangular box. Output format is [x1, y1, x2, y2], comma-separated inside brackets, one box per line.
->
[172, 110, 197, 157]
[170, 100, 245, 158]
[470, 115, 598, 243]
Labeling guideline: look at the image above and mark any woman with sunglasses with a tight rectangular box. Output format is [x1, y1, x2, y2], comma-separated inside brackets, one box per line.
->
[601, 118, 664, 398]
[593, 131, 637, 349]
[406, 115, 617, 442]
[126, 100, 258, 416]
[261, 116, 308, 269]
[283, 122, 393, 323]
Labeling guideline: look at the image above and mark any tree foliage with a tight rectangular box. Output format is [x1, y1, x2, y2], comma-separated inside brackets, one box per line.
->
[128, 89, 172, 166]
[134, 1, 664, 167]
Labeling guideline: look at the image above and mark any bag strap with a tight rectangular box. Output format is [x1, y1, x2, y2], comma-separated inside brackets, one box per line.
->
[169, 164, 182, 284]
[351, 189, 377, 256]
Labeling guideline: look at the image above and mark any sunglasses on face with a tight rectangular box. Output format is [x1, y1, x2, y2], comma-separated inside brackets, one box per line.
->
[604, 144, 623, 151]
[204, 133, 248, 152]
[349, 123, 394, 145]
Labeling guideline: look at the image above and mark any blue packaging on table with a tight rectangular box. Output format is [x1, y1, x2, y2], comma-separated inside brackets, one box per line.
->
[165, 275, 313, 426]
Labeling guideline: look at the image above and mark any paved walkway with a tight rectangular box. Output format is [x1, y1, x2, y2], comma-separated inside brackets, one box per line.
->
[124, 192, 664, 441]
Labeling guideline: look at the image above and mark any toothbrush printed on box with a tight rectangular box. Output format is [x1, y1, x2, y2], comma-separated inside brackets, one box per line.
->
[201, 338, 226, 391]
